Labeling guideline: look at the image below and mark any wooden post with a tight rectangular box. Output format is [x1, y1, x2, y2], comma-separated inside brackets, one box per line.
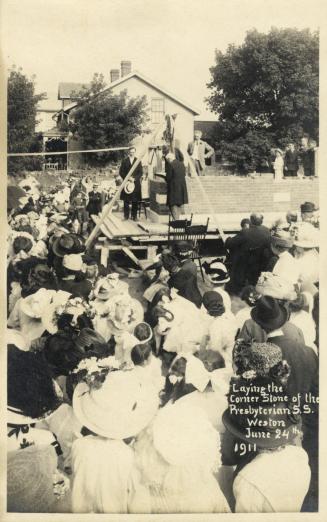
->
[85, 120, 167, 250]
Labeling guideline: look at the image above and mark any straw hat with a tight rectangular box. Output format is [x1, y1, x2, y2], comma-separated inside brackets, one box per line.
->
[7, 445, 58, 513]
[73, 370, 159, 439]
[293, 222, 319, 248]
[124, 179, 135, 194]
[256, 272, 297, 300]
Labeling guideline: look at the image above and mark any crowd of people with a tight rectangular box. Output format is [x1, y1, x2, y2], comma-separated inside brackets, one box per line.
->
[273, 140, 318, 181]
[6, 170, 319, 513]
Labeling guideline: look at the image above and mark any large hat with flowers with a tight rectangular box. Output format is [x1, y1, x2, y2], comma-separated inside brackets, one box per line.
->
[105, 293, 144, 332]
[256, 272, 297, 301]
[41, 290, 72, 334]
[73, 357, 159, 439]
[93, 273, 129, 301]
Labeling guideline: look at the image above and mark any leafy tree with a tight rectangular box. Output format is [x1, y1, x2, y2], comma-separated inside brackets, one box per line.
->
[69, 73, 149, 165]
[7, 66, 46, 174]
[207, 28, 319, 172]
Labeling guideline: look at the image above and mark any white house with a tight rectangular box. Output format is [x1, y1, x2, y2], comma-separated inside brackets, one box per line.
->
[51, 61, 199, 168]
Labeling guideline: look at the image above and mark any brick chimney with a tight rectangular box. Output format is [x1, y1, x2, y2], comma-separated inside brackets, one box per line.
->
[110, 69, 120, 83]
[121, 60, 132, 77]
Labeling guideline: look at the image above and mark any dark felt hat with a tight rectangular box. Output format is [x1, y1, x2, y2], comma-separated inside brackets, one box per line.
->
[52, 233, 85, 257]
[300, 201, 318, 213]
[251, 296, 288, 332]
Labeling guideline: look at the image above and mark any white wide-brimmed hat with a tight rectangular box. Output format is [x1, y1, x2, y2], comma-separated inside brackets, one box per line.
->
[293, 222, 319, 248]
[20, 289, 57, 319]
[256, 272, 297, 301]
[105, 293, 144, 332]
[62, 253, 84, 272]
[152, 400, 221, 470]
[73, 370, 159, 439]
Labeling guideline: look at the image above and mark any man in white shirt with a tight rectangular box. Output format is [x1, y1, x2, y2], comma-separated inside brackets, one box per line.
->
[269, 231, 300, 286]
[187, 130, 214, 176]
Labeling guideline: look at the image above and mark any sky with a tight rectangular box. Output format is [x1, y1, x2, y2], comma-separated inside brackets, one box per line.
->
[1, 0, 321, 120]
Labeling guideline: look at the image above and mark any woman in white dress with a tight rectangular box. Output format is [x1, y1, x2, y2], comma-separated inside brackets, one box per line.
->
[273, 149, 284, 181]
[134, 400, 230, 513]
[71, 358, 160, 513]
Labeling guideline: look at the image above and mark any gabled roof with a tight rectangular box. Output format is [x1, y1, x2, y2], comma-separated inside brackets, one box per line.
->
[58, 82, 90, 100]
[61, 71, 200, 115]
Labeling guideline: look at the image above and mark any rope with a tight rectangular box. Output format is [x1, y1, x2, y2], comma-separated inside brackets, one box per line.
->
[7, 146, 129, 157]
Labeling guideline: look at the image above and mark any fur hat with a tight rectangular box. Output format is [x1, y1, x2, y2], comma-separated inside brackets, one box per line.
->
[7, 345, 61, 425]
[232, 339, 289, 381]
[202, 259, 230, 284]
[251, 296, 289, 332]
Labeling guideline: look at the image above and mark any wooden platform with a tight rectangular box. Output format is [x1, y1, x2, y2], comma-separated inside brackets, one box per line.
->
[91, 212, 235, 269]
[92, 212, 224, 243]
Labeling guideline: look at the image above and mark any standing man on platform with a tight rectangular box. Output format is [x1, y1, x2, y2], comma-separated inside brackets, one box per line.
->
[187, 130, 214, 176]
[284, 143, 299, 177]
[119, 146, 143, 221]
[164, 151, 188, 220]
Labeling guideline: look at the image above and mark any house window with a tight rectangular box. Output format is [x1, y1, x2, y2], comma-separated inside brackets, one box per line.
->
[151, 98, 165, 123]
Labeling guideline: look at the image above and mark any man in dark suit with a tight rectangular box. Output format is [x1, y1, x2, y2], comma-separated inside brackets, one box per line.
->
[225, 213, 271, 293]
[119, 146, 143, 221]
[284, 143, 299, 177]
[164, 151, 188, 219]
